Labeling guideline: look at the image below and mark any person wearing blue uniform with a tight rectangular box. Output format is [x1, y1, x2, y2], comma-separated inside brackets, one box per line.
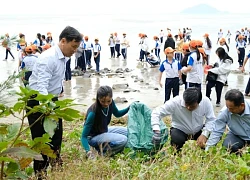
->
[81, 86, 130, 159]
[236, 35, 246, 68]
[21, 46, 37, 86]
[27, 26, 82, 178]
[93, 38, 101, 74]
[159, 47, 182, 102]
[146, 52, 160, 67]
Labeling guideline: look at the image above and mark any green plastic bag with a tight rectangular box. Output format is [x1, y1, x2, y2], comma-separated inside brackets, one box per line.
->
[127, 102, 168, 154]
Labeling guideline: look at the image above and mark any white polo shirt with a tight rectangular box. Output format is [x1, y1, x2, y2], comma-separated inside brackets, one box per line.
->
[186, 51, 203, 84]
[159, 58, 181, 78]
[151, 95, 216, 136]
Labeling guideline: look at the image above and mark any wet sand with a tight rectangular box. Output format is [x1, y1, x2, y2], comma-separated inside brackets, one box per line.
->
[0, 45, 250, 124]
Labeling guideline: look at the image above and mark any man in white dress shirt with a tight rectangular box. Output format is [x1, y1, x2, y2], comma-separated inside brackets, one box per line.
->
[28, 26, 82, 177]
[151, 87, 216, 150]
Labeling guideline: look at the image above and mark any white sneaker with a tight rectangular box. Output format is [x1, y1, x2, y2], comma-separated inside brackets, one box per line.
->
[216, 103, 221, 107]
[2, 59, 7, 61]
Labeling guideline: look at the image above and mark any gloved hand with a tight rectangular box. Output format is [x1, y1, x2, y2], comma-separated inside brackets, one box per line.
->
[86, 151, 95, 160]
[152, 132, 162, 145]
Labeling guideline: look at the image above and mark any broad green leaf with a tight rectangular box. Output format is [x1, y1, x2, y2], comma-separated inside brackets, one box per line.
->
[56, 108, 81, 118]
[19, 86, 29, 95]
[6, 162, 19, 174]
[0, 142, 8, 151]
[33, 133, 51, 144]
[0, 156, 16, 162]
[32, 143, 56, 158]
[13, 102, 25, 112]
[35, 94, 54, 103]
[1, 146, 43, 160]
[43, 117, 57, 138]
[56, 112, 74, 121]
[6, 123, 21, 141]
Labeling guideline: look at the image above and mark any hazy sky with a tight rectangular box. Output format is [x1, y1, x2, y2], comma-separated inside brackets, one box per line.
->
[1, 0, 248, 14]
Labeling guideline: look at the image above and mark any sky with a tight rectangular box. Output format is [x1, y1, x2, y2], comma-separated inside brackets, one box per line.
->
[0, 0, 248, 15]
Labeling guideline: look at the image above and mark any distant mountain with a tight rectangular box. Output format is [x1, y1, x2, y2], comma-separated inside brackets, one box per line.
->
[180, 4, 226, 14]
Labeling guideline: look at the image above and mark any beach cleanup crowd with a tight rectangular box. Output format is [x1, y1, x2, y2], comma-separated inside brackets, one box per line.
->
[2, 25, 250, 179]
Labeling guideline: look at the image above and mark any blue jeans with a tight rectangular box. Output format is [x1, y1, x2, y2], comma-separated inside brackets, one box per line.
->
[88, 126, 127, 155]
[223, 132, 250, 153]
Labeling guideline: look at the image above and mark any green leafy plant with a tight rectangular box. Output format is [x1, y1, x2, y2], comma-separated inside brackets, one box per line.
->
[0, 74, 83, 179]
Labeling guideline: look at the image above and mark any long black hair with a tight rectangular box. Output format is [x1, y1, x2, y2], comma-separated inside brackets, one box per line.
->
[206, 37, 212, 48]
[91, 86, 113, 133]
[216, 47, 233, 63]
[37, 33, 43, 46]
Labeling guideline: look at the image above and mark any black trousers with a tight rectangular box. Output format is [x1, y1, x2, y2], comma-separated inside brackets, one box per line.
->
[27, 98, 63, 174]
[170, 127, 202, 150]
[65, 58, 71, 81]
[5, 48, 14, 59]
[206, 80, 224, 104]
[110, 47, 115, 58]
[164, 77, 179, 103]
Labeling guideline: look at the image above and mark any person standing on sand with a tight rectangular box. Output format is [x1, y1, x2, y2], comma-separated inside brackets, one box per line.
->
[114, 32, 121, 58]
[203, 33, 212, 65]
[27, 26, 82, 178]
[108, 33, 115, 58]
[225, 30, 232, 44]
[3, 33, 15, 61]
[217, 29, 223, 44]
[236, 35, 246, 68]
[93, 38, 101, 74]
[159, 29, 164, 44]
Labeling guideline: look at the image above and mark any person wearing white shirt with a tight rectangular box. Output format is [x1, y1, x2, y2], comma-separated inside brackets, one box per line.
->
[217, 29, 223, 44]
[93, 38, 101, 74]
[84, 36, 93, 69]
[226, 30, 232, 44]
[121, 33, 129, 60]
[146, 52, 160, 67]
[151, 87, 216, 149]
[203, 33, 212, 65]
[27, 26, 82, 176]
[219, 38, 229, 54]
[159, 29, 164, 43]
[206, 89, 250, 153]
[108, 33, 115, 58]
[181, 40, 203, 89]
[114, 32, 121, 58]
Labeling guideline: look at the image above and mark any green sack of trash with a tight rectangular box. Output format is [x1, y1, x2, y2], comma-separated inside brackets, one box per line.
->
[126, 102, 168, 154]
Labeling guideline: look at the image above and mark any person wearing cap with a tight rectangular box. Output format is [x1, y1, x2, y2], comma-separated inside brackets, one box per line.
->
[236, 35, 246, 68]
[27, 26, 82, 176]
[93, 38, 101, 74]
[46, 32, 55, 46]
[151, 87, 216, 150]
[114, 32, 121, 58]
[108, 33, 115, 58]
[3, 33, 15, 61]
[180, 43, 190, 89]
[21, 46, 38, 86]
[85, 36, 93, 69]
[217, 29, 223, 44]
[31, 44, 41, 57]
[42, 44, 51, 52]
[152, 36, 161, 60]
[159, 47, 182, 102]
[139, 34, 149, 61]
[219, 38, 229, 54]
[203, 33, 212, 65]
[121, 33, 129, 60]
[205, 47, 233, 107]
[181, 40, 203, 89]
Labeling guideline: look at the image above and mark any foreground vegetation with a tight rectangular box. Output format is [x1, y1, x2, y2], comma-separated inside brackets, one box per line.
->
[48, 118, 250, 180]
[1, 73, 250, 180]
